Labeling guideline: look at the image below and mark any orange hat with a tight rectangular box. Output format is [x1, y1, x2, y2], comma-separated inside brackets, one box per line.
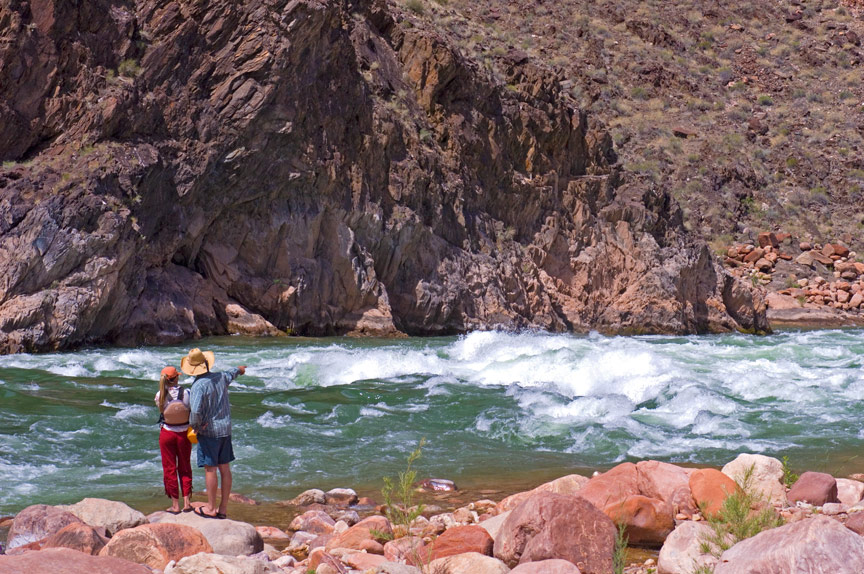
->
[161, 366, 180, 379]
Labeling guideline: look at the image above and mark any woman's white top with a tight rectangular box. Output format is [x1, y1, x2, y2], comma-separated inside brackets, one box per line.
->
[154, 386, 191, 432]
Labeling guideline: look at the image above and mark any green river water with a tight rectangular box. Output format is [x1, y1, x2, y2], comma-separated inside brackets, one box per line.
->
[1, 329, 863, 519]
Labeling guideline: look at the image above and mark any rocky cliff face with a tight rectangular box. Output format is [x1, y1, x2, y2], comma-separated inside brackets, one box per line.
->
[0, 0, 767, 353]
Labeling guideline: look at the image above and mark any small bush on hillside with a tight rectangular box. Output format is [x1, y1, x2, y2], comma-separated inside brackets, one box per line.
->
[405, 0, 424, 15]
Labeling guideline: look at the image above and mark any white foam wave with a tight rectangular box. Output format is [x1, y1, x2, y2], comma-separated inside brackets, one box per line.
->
[257, 411, 293, 428]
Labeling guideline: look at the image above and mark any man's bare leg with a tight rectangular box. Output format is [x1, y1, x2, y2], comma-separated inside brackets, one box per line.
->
[218, 463, 232, 516]
[203, 465, 218, 515]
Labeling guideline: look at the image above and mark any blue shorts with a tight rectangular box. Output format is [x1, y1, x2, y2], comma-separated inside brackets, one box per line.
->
[197, 435, 235, 467]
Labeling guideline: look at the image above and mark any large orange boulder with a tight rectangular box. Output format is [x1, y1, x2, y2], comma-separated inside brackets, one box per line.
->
[636, 460, 697, 515]
[498, 474, 589, 512]
[6, 505, 82, 551]
[325, 515, 391, 552]
[603, 495, 674, 546]
[578, 463, 640, 511]
[43, 522, 108, 555]
[99, 523, 213, 569]
[689, 469, 740, 516]
[417, 525, 493, 563]
[0, 547, 151, 574]
[494, 492, 615, 574]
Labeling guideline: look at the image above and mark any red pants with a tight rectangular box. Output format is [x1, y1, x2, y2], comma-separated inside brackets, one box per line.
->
[159, 427, 193, 498]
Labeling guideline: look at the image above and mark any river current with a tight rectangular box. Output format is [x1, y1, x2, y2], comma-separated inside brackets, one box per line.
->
[1, 329, 863, 515]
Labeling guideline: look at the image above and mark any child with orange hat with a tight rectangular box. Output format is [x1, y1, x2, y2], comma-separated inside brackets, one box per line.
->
[155, 365, 193, 513]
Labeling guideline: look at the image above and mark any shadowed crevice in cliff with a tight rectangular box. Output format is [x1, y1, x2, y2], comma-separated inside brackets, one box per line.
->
[0, 0, 768, 353]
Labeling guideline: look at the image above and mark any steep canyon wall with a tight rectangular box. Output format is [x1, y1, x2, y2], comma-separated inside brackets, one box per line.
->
[0, 0, 767, 352]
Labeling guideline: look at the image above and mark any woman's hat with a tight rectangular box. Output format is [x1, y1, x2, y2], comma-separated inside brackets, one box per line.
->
[161, 366, 180, 380]
[181, 348, 215, 376]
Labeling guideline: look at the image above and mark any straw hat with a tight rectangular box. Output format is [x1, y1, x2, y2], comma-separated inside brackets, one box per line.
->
[181, 348, 215, 376]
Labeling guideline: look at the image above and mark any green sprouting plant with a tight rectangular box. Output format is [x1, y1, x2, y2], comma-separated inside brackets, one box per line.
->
[781, 455, 799, 488]
[612, 521, 629, 574]
[378, 439, 433, 572]
[698, 465, 784, 559]
[691, 564, 715, 574]
[382, 438, 427, 531]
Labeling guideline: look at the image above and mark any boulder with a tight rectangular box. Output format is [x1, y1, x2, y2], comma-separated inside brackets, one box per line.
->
[324, 488, 358, 506]
[343, 551, 390, 570]
[7, 505, 82, 550]
[288, 489, 326, 506]
[384, 536, 425, 563]
[165, 552, 283, 573]
[225, 303, 281, 336]
[419, 524, 493, 562]
[498, 474, 589, 512]
[657, 521, 718, 574]
[0, 547, 152, 574]
[743, 248, 764, 264]
[714, 515, 864, 573]
[578, 463, 640, 511]
[755, 258, 773, 272]
[228, 492, 259, 505]
[417, 478, 458, 492]
[256, 526, 290, 539]
[494, 492, 616, 574]
[721, 454, 786, 506]
[334, 509, 360, 526]
[787, 471, 838, 505]
[42, 522, 108, 555]
[689, 469, 740, 517]
[325, 515, 392, 552]
[429, 552, 510, 574]
[479, 510, 511, 541]
[99, 522, 213, 569]
[149, 510, 264, 555]
[636, 461, 697, 515]
[845, 511, 864, 535]
[375, 563, 423, 574]
[831, 244, 851, 258]
[796, 251, 816, 266]
[510, 559, 582, 573]
[757, 232, 778, 249]
[837, 479, 864, 505]
[287, 530, 319, 554]
[62, 498, 146, 536]
[289, 510, 336, 534]
[603, 495, 674, 546]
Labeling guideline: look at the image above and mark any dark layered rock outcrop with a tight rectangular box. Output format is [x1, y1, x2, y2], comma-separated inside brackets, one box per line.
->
[0, 0, 768, 353]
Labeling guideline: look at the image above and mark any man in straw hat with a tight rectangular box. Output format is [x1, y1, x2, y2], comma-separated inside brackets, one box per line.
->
[183, 347, 246, 519]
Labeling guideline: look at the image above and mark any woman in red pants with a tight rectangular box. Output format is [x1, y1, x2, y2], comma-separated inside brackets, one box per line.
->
[155, 366, 193, 513]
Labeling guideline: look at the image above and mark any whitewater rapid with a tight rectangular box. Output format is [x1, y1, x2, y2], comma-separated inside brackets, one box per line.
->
[0, 329, 862, 514]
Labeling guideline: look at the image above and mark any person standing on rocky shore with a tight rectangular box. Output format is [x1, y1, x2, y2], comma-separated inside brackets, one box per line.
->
[182, 348, 246, 519]
[154, 365, 194, 514]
